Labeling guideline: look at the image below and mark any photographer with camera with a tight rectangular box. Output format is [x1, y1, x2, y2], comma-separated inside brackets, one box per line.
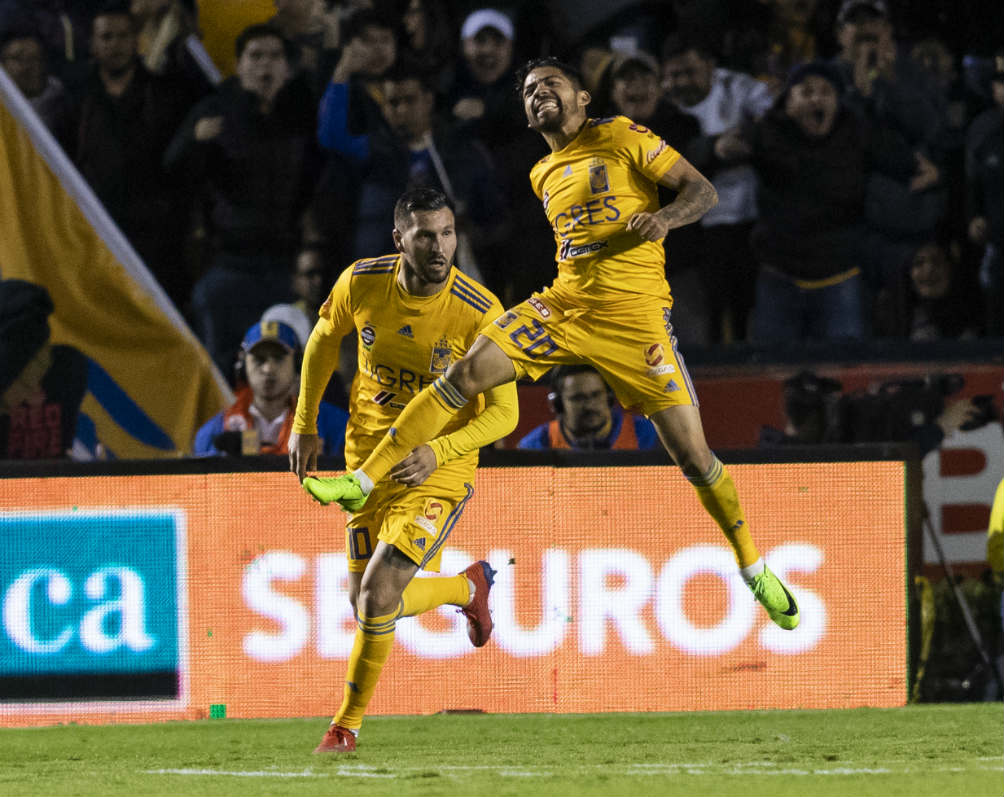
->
[760, 369, 995, 457]
[193, 320, 347, 457]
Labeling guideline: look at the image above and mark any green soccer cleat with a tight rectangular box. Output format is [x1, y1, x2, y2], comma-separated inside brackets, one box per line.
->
[749, 565, 800, 630]
[302, 474, 369, 512]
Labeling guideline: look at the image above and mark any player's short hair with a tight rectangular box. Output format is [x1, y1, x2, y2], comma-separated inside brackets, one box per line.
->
[393, 188, 454, 230]
[515, 57, 585, 96]
[235, 23, 294, 61]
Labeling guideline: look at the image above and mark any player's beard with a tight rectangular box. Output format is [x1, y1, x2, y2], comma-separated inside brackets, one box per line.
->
[417, 255, 451, 285]
[530, 99, 565, 132]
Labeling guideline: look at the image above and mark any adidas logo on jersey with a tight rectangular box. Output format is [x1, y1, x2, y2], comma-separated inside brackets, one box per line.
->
[397, 325, 413, 338]
[563, 165, 573, 177]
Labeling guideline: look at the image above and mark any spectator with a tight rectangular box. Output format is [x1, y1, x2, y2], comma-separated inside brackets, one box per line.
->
[0, 0, 89, 83]
[0, 279, 87, 460]
[830, 0, 949, 288]
[661, 34, 773, 342]
[443, 7, 549, 303]
[165, 23, 322, 378]
[193, 320, 347, 457]
[965, 56, 1003, 335]
[130, 0, 211, 91]
[260, 243, 351, 408]
[311, 7, 398, 259]
[518, 365, 659, 450]
[68, 1, 194, 309]
[325, 6, 397, 112]
[400, 0, 456, 86]
[741, 0, 830, 95]
[0, 26, 72, 144]
[873, 240, 983, 340]
[746, 61, 935, 342]
[267, 0, 335, 85]
[318, 62, 507, 284]
[607, 50, 700, 148]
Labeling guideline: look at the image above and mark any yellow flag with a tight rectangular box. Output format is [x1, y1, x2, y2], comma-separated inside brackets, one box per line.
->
[0, 71, 230, 458]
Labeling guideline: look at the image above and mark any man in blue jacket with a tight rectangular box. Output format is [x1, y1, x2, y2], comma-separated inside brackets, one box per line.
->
[194, 320, 347, 457]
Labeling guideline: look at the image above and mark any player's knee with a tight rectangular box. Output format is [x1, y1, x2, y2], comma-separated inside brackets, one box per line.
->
[444, 356, 485, 399]
[357, 583, 400, 619]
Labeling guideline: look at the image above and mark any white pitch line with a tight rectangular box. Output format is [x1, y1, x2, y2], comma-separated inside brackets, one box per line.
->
[144, 760, 999, 781]
[146, 769, 317, 778]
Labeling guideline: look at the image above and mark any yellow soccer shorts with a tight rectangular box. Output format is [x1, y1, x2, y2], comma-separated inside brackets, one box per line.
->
[479, 285, 699, 417]
[344, 471, 475, 574]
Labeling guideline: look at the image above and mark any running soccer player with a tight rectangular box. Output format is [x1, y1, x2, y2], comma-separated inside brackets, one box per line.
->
[289, 188, 517, 754]
[305, 57, 800, 633]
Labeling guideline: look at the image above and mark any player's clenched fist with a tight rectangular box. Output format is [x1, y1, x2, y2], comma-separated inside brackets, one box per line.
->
[626, 211, 670, 242]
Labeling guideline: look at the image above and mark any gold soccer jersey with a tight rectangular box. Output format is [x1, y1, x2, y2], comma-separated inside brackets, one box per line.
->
[530, 115, 681, 302]
[293, 255, 505, 473]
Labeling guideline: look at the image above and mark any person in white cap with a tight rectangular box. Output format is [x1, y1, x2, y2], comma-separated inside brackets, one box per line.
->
[446, 8, 554, 304]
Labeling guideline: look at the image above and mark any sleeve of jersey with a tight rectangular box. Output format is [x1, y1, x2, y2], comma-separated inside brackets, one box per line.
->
[616, 117, 681, 182]
[292, 270, 354, 435]
[427, 380, 519, 466]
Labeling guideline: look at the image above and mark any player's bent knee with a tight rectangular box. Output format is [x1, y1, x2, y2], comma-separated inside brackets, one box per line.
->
[357, 585, 402, 620]
[445, 357, 489, 399]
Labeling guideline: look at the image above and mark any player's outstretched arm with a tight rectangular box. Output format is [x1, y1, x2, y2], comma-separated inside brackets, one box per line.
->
[291, 316, 345, 482]
[627, 156, 719, 241]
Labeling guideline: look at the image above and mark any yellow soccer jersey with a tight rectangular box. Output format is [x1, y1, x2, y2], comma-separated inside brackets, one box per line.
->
[312, 255, 504, 470]
[530, 115, 681, 302]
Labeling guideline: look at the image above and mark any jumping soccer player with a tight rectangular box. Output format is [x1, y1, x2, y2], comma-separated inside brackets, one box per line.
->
[289, 188, 517, 753]
[304, 57, 800, 633]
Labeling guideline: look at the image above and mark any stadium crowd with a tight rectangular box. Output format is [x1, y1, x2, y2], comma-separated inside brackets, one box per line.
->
[0, 0, 1001, 393]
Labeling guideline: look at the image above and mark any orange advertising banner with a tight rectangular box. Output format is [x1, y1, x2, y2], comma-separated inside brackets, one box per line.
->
[0, 462, 908, 726]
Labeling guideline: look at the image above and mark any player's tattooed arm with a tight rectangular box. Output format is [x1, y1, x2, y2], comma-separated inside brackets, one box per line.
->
[627, 156, 719, 241]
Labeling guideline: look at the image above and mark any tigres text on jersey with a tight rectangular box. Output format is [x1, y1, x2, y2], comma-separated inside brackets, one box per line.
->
[530, 115, 681, 302]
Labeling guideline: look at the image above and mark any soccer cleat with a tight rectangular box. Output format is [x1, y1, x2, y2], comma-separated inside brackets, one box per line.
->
[749, 565, 800, 630]
[303, 474, 368, 512]
[459, 560, 497, 647]
[313, 723, 357, 754]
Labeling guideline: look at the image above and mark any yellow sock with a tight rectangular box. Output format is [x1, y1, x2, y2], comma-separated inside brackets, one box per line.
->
[689, 457, 760, 568]
[332, 609, 398, 730]
[399, 574, 470, 617]
[360, 376, 466, 483]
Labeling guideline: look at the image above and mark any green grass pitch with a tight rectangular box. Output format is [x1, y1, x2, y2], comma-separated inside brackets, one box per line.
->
[1, 704, 1001, 796]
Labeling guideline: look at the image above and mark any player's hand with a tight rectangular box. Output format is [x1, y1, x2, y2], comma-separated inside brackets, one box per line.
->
[626, 211, 670, 242]
[289, 432, 320, 483]
[389, 445, 437, 487]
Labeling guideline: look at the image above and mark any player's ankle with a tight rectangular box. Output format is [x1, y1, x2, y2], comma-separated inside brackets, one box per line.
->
[352, 469, 374, 494]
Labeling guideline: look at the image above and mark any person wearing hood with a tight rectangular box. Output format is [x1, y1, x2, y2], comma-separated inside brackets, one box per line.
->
[746, 60, 938, 342]
[164, 22, 323, 378]
[68, 2, 197, 307]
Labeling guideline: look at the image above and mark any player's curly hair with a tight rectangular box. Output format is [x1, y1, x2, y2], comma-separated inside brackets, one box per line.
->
[514, 57, 585, 96]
